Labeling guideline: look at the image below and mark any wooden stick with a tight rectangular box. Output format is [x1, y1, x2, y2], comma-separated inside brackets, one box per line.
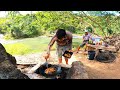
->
[27, 61, 45, 74]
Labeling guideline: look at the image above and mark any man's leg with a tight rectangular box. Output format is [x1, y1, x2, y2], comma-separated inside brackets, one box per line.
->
[84, 41, 89, 51]
[77, 42, 85, 52]
[76, 46, 80, 53]
[64, 57, 68, 64]
[58, 58, 62, 64]
[57, 45, 63, 64]
[64, 44, 72, 65]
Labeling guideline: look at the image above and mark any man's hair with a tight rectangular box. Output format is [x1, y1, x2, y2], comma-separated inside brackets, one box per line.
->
[56, 29, 66, 39]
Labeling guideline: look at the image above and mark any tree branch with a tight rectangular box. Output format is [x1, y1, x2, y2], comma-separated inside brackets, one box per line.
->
[82, 11, 107, 38]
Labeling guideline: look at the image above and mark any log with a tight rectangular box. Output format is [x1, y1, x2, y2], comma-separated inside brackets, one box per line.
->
[27, 61, 46, 74]
[87, 44, 116, 52]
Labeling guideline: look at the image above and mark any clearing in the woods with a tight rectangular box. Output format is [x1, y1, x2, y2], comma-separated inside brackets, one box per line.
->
[16, 50, 120, 79]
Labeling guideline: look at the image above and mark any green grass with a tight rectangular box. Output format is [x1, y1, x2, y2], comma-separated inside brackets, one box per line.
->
[3, 36, 82, 55]
[3, 43, 31, 55]
[72, 38, 82, 50]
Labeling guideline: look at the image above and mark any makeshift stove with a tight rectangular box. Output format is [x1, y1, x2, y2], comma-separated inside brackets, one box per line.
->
[34, 63, 70, 79]
[95, 50, 116, 63]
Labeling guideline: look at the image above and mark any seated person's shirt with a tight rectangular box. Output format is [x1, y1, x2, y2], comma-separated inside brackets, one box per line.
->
[83, 33, 91, 41]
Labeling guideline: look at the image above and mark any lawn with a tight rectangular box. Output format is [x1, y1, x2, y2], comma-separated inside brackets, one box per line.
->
[3, 36, 82, 55]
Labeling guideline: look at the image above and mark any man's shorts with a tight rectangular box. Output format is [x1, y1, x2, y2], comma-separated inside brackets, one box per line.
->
[80, 40, 89, 48]
[56, 43, 72, 58]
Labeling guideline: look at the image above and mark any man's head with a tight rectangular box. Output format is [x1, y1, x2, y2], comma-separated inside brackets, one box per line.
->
[84, 29, 88, 35]
[56, 29, 67, 40]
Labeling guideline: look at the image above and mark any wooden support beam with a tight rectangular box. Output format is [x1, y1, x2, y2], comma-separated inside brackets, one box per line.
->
[87, 44, 116, 52]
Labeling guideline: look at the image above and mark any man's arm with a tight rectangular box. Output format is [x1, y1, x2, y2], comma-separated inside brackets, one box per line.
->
[83, 35, 85, 40]
[44, 36, 56, 60]
[47, 36, 56, 54]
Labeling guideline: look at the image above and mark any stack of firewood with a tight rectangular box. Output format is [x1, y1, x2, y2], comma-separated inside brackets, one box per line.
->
[104, 34, 120, 52]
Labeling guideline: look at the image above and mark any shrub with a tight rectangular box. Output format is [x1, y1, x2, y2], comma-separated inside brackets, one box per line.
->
[4, 33, 14, 40]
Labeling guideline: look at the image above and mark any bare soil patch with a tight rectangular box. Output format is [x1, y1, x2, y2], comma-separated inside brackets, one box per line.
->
[16, 51, 120, 79]
[75, 51, 120, 79]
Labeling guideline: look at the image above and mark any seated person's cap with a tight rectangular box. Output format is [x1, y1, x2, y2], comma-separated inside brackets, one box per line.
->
[85, 29, 88, 32]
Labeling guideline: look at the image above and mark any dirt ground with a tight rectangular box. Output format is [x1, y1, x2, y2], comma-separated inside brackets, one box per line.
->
[74, 51, 120, 79]
[15, 51, 120, 79]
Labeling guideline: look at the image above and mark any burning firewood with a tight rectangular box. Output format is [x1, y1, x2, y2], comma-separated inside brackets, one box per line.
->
[104, 34, 120, 52]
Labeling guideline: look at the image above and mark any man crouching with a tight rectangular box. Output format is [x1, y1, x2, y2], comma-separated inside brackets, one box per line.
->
[44, 29, 73, 65]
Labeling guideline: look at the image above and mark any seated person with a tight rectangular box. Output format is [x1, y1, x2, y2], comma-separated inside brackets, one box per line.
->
[76, 30, 93, 53]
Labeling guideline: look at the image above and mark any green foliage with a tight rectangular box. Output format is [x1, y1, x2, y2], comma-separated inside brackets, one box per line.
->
[0, 11, 120, 39]
[86, 27, 93, 33]
[4, 33, 14, 40]
[107, 28, 113, 36]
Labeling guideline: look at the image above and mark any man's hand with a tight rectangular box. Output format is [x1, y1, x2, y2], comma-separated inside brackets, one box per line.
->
[74, 50, 79, 54]
[44, 53, 50, 61]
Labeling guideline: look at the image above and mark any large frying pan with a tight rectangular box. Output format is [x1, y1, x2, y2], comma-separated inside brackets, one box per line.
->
[63, 50, 73, 58]
[36, 64, 62, 76]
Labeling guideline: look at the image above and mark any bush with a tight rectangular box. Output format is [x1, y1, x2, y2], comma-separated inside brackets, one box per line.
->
[86, 27, 93, 33]
[4, 33, 14, 40]
[11, 28, 23, 39]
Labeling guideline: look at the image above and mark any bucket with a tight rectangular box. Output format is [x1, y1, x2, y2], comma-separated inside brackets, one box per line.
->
[88, 51, 95, 60]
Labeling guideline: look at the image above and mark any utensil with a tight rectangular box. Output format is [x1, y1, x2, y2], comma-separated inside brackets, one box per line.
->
[56, 65, 62, 73]
[44, 58, 49, 68]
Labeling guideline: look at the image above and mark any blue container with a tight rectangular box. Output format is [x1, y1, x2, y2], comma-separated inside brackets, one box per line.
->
[92, 37, 101, 44]
[88, 51, 95, 60]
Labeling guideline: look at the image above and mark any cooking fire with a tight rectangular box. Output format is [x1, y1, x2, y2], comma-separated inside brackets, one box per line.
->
[35, 64, 70, 79]
[17, 63, 70, 79]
